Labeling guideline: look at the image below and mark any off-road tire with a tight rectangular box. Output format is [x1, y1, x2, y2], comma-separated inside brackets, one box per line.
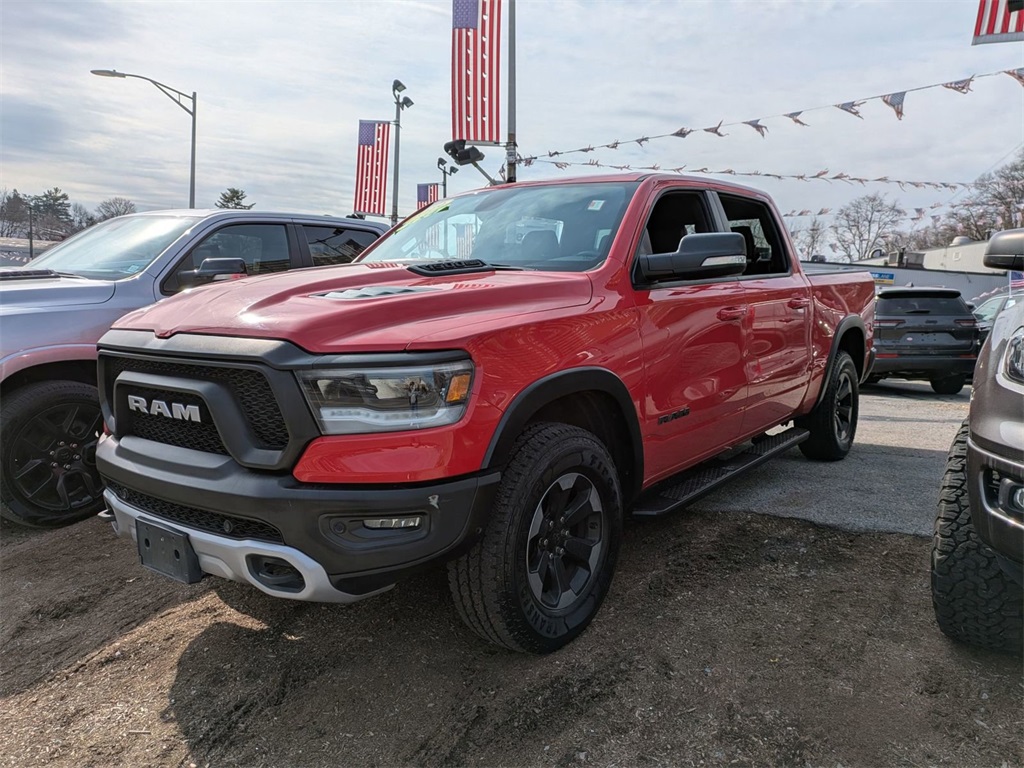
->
[931, 421, 1023, 653]
[0, 380, 105, 528]
[796, 350, 858, 462]
[930, 375, 965, 396]
[447, 422, 622, 653]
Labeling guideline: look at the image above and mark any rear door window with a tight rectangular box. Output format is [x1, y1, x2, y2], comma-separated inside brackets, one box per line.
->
[878, 296, 970, 315]
[303, 226, 378, 266]
[717, 194, 790, 277]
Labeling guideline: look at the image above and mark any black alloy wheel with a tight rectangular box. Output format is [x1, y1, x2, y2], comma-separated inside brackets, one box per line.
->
[797, 350, 859, 462]
[1, 381, 105, 528]
[525, 472, 606, 611]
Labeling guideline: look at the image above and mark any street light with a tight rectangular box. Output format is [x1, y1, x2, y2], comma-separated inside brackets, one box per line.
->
[391, 79, 413, 226]
[437, 157, 459, 198]
[91, 68, 197, 208]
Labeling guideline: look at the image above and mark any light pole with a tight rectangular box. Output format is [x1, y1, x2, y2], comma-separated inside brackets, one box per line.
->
[391, 79, 413, 226]
[437, 158, 459, 198]
[91, 69, 197, 208]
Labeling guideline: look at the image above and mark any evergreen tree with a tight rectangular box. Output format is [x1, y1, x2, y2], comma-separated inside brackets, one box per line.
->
[215, 188, 255, 210]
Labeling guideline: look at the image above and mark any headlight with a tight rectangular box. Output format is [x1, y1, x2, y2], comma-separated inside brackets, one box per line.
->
[298, 360, 473, 434]
[1004, 329, 1024, 384]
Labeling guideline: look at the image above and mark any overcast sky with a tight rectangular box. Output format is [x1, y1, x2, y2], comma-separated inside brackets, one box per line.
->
[1, 0, 1022, 226]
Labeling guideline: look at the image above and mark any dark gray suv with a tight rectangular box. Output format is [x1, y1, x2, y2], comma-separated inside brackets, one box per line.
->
[932, 229, 1024, 653]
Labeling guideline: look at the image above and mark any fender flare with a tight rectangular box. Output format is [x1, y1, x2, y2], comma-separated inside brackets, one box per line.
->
[813, 315, 867, 410]
[482, 367, 644, 500]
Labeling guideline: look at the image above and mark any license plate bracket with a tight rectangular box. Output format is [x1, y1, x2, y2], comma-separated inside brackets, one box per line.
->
[136, 519, 204, 583]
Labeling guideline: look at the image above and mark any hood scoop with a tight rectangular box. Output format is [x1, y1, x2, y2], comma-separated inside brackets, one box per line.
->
[318, 285, 439, 301]
[0, 269, 61, 281]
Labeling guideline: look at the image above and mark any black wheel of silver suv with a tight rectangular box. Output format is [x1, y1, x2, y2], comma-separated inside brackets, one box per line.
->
[0, 380, 105, 528]
[931, 420, 1023, 654]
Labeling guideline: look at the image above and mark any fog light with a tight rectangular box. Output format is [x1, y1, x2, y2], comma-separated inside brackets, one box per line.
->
[363, 516, 422, 530]
[1012, 486, 1024, 512]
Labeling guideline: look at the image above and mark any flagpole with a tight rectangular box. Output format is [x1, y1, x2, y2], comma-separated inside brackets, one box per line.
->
[505, 0, 517, 183]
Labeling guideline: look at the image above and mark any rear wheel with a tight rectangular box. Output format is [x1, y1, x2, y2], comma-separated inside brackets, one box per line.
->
[796, 350, 858, 462]
[931, 421, 1023, 653]
[0, 381, 105, 528]
[930, 374, 965, 395]
[447, 422, 622, 653]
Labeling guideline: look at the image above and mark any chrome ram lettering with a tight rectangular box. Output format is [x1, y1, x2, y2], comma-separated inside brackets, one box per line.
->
[127, 395, 201, 422]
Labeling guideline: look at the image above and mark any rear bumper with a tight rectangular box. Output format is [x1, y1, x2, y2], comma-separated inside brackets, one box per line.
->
[871, 354, 976, 377]
[99, 434, 500, 600]
[967, 436, 1024, 572]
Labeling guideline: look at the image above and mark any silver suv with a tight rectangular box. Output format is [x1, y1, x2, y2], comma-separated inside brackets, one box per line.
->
[931, 228, 1024, 653]
[0, 210, 387, 528]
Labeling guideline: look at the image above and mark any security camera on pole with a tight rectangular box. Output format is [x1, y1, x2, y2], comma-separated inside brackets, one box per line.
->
[391, 79, 414, 226]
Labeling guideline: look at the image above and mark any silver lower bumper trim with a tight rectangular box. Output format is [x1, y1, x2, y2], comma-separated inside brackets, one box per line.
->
[105, 490, 392, 604]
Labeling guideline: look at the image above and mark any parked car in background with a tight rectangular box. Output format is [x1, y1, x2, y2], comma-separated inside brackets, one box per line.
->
[932, 229, 1024, 654]
[868, 287, 980, 394]
[0, 210, 388, 528]
[973, 292, 1019, 344]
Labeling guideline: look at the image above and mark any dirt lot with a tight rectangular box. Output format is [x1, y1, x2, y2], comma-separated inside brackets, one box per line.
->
[2, 384, 1022, 767]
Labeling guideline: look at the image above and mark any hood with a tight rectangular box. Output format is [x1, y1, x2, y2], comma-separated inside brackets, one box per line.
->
[0, 271, 116, 308]
[113, 262, 593, 352]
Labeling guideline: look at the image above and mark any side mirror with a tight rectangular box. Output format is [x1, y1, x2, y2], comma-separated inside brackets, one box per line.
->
[178, 257, 248, 288]
[638, 232, 747, 282]
[983, 229, 1024, 272]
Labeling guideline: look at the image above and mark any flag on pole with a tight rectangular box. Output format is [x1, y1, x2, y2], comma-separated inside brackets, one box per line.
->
[354, 120, 390, 216]
[454, 223, 475, 259]
[973, 0, 1024, 44]
[417, 183, 440, 210]
[452, 0, 502, 143]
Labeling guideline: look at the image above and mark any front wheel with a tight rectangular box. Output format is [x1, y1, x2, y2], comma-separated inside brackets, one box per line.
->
[447, 422, 622, 653]
[930, 375, 965, 396]
[931, 421, 1023, 653]
[0, 380, 105, 528]
[796, 350, 859, 462]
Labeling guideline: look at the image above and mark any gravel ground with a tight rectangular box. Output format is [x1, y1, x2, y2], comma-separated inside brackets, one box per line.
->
[2, 381, 1021, 768]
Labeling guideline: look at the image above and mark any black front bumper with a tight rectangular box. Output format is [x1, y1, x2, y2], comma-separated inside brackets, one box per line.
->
[967, 436, 1024, 581]
[98, 434, 500, 596]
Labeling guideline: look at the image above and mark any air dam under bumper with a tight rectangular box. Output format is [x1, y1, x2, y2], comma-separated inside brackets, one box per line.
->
[99, 435, 501, 601]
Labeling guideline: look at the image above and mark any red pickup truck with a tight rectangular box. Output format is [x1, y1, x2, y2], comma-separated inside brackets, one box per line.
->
[96, 174, 875, 653]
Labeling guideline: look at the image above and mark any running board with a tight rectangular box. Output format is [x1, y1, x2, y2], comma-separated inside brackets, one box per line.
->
[631, 427, 809, 518]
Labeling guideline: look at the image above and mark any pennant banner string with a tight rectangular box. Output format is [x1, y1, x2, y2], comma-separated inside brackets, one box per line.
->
[520, 68, 1020, 163]
[515, 154, 973, 191]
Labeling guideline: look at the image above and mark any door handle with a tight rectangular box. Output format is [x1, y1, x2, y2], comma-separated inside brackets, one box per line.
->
[717, 306, 747, 321]
[787, 297, 811, 309]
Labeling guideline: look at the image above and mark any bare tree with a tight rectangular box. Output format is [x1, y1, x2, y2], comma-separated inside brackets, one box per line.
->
[831, 193, 905, 261]
[95, 197, 137, 221]
[71, 203, 96, 233]
[794, 216, 829, 259]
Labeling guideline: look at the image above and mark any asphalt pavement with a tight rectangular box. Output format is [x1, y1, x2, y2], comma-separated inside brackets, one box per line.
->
[693, 380, 970, 537]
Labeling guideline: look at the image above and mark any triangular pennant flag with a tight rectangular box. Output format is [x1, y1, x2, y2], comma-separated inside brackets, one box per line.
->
[580, 145, 595, 153]
[1006, 69, 1024, 88]
[798, 210, 812, 216]
[522, 156, 535, 167]
[881, 91, 906, 120]
[786, 112, 809, 126]
[635, 136, 650, 146]
[942, 77, 974, 93]
[813, 169, 830, 178]
[836, 101, 865, 118]
[703, 121, 727, 137]
[743, 119, 769, 137]
[554, 161, 569, 170]
[672, 127, 693, 138]
[817, 208, 831, 215]
[606, 140, 620, 150]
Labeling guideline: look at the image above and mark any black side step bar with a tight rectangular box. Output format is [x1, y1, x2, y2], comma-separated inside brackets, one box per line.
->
[631, 427, 809, 518]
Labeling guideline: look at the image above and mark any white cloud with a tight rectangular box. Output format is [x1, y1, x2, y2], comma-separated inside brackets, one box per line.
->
[1, 0, 1021, 224]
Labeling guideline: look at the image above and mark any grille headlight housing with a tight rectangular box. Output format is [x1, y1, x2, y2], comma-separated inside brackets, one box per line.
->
[298, 360, 473, 434]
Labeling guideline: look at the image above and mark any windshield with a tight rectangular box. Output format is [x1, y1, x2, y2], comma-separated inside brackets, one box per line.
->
[360, 181, 639, 272]
[29, 214, 201, 280]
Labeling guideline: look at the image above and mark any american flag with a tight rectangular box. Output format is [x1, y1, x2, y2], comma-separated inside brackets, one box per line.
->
[881, 91, 906, 120]
[354, 120, 390, 216]
[454, 222, 475, 260]
[452, 0, 502, 144]
[973, 0, 1024, 44]
[417, 183, 439, 210]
